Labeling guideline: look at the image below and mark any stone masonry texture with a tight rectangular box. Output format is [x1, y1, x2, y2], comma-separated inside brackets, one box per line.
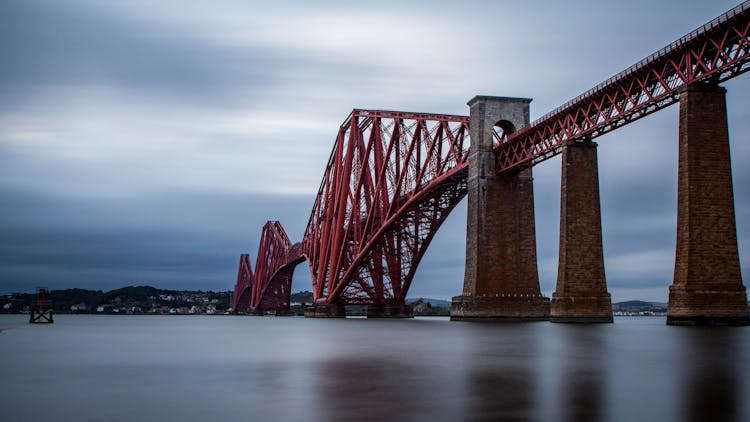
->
[304, 304, 346, 318]
[551, 140, 612, 323]
[451, 96, 550, 321]
[667, 82, 748, 325]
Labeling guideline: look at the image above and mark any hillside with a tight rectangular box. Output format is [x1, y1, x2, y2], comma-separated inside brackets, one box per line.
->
[612, 300, 668, 314]
[2, 286, 231, 314]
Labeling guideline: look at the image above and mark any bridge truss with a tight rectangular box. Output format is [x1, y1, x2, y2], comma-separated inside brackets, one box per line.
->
[233, 1, 750, 313]
[304, 111, 470, 305]
[495, 1, 750, 171]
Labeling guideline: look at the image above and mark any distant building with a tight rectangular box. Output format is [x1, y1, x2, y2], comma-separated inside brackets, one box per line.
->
[70, 303, 87, 312]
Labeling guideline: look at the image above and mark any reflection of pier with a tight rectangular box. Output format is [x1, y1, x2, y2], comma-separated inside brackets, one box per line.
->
[29, 287, 54, 324]
[466, 325, 539, 421]
[558, 326, 606, 422]
[679, 329, 741, 422]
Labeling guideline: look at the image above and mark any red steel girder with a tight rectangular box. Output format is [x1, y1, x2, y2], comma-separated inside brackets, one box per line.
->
[232, 222, 304, 314]
[303, 110, 470, 305]
[235, 2, 750, 312]
[249, 221, 303, 313]
[495, 1, 750, 172]
[252, 241, 305, 314]
[231, 254, 254, 313]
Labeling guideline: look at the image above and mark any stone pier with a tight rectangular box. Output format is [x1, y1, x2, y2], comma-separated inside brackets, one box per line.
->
[366, 304, 414, 318]
[551, 140, 612, 323]
[667, 82, 749, 326]
[450, 96, 550, 321]
[304, 303, 346, 318]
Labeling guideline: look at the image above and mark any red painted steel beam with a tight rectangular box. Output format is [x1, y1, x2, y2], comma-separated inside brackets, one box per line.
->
[231, 254, 254, 313]
[236, 2, 750, 311]
[248, 221, 297, 313]
[495, 1, 750, 172]
[231, 221, 302, 314]
[252, 242, 305, 314]
[303, 110, 470, 305]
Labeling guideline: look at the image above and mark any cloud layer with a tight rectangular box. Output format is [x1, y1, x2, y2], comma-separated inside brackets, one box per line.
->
[1, 0, 748, 301]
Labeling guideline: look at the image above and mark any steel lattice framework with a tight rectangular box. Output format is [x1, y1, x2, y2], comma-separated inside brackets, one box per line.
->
[231, 254, 253, 313]
[232, 112, 470, 312]
[495, 1, 750, 172]
[232, 222, 304, 314]
[304, 110, 470, 305]
[233, 2, 750, 313]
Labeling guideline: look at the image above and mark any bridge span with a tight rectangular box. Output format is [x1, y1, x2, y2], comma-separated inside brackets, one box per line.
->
[233, 1, 750, 325]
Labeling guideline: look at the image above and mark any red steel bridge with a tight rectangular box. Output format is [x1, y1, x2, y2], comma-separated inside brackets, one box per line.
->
[233, 2, 750, 322]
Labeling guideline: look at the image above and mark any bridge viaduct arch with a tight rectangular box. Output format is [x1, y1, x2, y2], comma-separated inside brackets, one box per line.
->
[233, 2, 749, 325]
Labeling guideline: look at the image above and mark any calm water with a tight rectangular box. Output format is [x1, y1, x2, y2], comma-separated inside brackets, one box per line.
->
[0, 315, 748, 422]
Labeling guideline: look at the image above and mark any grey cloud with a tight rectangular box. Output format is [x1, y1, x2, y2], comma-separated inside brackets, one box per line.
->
[0, 0, 282, 107]
[0, 186, 312, 292]
[0, 0, 747, 302]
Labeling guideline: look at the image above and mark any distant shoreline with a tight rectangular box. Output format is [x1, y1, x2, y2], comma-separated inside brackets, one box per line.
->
[5, 286, 719, 317]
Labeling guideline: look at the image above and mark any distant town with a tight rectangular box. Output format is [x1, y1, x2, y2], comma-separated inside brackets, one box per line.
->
[1, 286, 233, 315]
[1, 285, 681, 317]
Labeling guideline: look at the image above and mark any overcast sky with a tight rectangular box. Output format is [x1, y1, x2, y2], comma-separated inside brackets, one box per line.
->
[1, 0, 748, 302]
